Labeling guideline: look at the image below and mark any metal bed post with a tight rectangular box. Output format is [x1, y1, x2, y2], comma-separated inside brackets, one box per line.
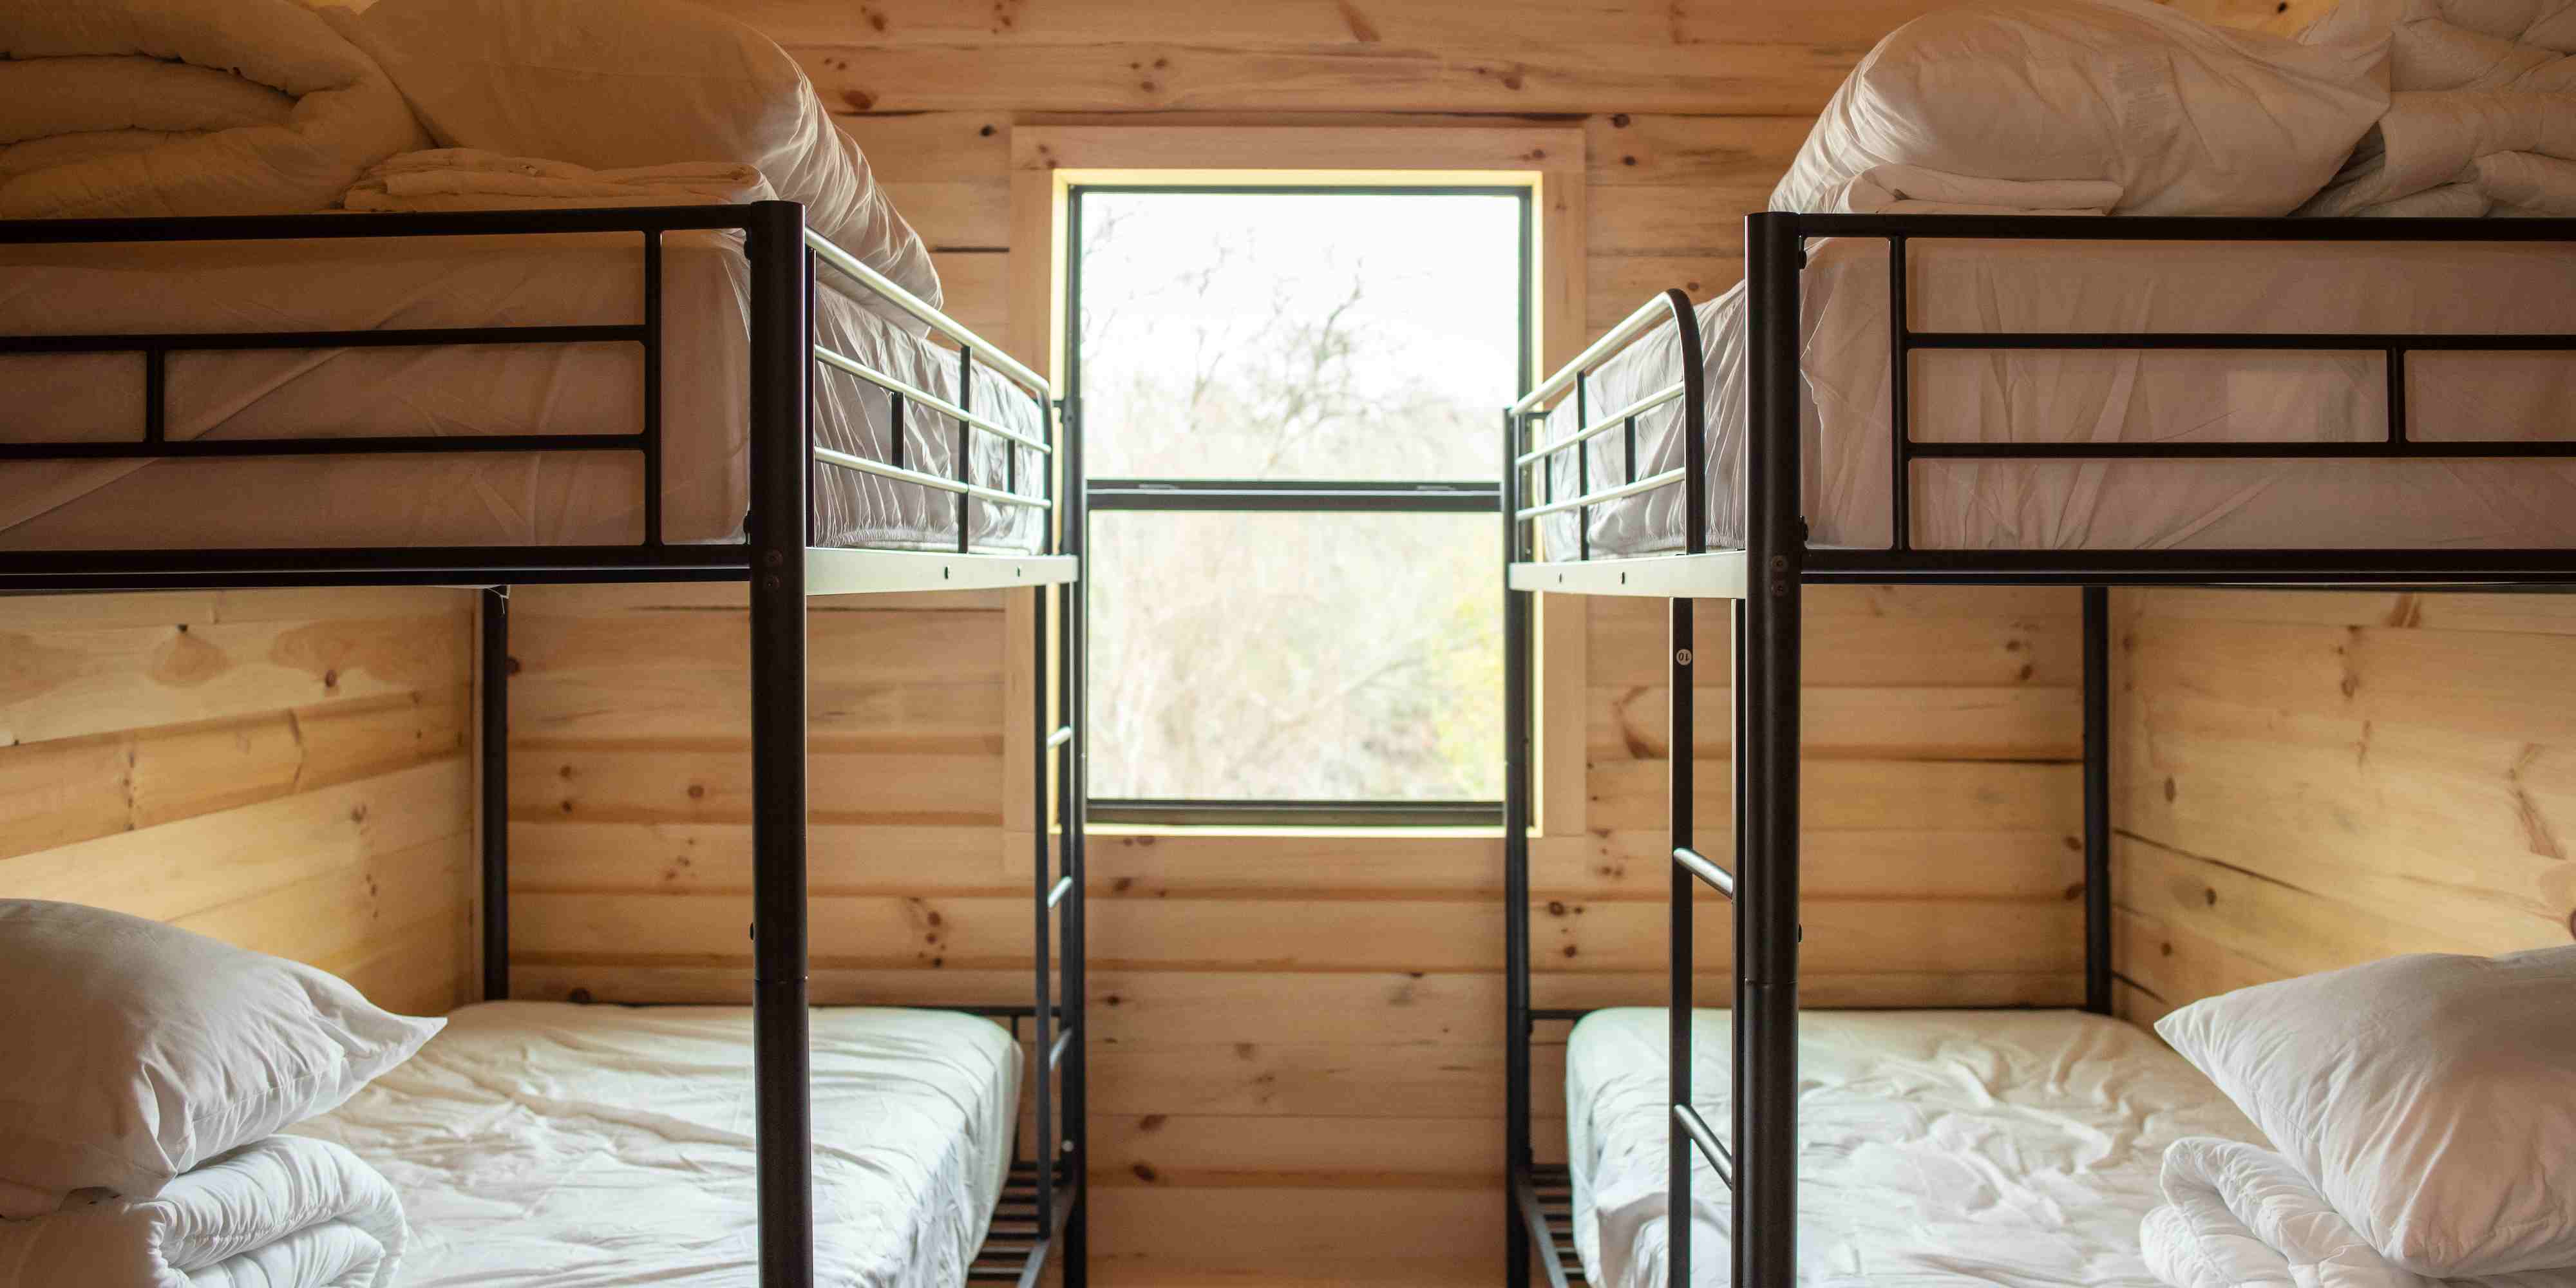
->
[1732, 211, 1805, 1288]
[746, 198, 815, 1288]
[1061, 390, 1092, 1285]
[1503, 407, 1536, 1288]
[480, 586, 511, 1002]
[2083, 587, 2114, 1015]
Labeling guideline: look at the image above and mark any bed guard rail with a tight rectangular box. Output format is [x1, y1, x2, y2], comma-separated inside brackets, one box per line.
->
[1505, 288, 1712, 569]
[0, 202, 1067, 577]
[799, 231, 1063, 557]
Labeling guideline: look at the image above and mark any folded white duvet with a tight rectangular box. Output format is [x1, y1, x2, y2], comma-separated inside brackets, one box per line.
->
[2298, 0, 2576, 214]
[343, 148, 773, 212]
[0, 1135, 406, 1288]
[2143, 1139, 2576, 1288]
[0, 0, 423, 218]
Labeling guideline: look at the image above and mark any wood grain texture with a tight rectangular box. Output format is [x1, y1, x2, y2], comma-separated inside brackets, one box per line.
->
[2110, 588, 2576, 1027]
[0, 589, 478, 1016]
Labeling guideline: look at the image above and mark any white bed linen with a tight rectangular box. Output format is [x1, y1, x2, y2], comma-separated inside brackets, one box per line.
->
[0, 1135, 406, 1288]
[290, 1002, 1021, 1288]
[2143, 1137, 2576, 1288]
[1539, 237, 2576, 558]
[1566, 1008, 2264, 1288]
[0, 231, 1044, 553]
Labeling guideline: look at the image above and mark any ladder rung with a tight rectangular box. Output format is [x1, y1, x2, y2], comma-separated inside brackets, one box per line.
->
[1672, 1102, 1736, 1189]
[1046, 724, 1074, 749]
[1046, 874, 1074, 907]
[1672, 846, 1736, 898]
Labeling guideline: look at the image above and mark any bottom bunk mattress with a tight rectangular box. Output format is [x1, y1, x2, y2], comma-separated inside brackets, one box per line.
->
[1539, 237, 2576, 556]
[1566, 1008, 2262, 1288]
[0, 231, 1045, 553]
[290, 1001, 1022, 1288]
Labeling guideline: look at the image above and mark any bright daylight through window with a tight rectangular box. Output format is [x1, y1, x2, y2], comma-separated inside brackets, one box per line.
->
[1074, 188, 1528, 819]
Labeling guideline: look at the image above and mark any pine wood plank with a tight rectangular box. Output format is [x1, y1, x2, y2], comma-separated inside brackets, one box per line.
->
[0, 760, 471, 924]
[795, 43, 1861, 117]
[1589, 683, 2079, 761]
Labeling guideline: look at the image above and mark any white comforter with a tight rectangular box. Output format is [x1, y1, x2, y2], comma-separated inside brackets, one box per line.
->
[2143, 1139, 2576, 1288]
[2298, 0, 2576, 214]
[292, 1002, 1022, 1288]
[342, 149, 772, 212]
[1571, 1009, 2266, 1288]
[0, 0, 422, 218]
[0, 1136, 406, 1288]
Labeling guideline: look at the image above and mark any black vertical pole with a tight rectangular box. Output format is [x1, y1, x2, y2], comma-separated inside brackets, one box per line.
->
[1060, 390, 1090, 1285]
[1032, 575, 1054, 1229]
[1667, 595, 1694, 1288]
[480, 585, 510, 1001]
[1672, 283, 1713, 1288]
[1502, 407, 1535, 1288]
[1735, 212, 1804, 1288]
[746, 199, 814, 1288]
[2083, 586, 2113, 1015]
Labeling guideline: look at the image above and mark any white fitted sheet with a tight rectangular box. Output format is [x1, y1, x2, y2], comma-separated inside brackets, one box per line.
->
[0, 230, 1045, 553]
[1566, 1008, 2264, 1288]
[290, 1001, 1021, 1288]
[1540, 238, 2576, 557]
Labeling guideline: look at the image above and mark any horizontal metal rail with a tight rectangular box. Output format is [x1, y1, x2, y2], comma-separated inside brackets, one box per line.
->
[1911, 330, 2576, 351]
[0, 324, 641, 354]
[1787, 213, 2576, 242]
[1513, 381, 1687, 466]
[1515, 466, 1685, 520]
[1515, 289, 1692, 416]
[811, 345, 1050, 453]
[0, 433, 640, 461]
[802, 230, 1052, 398]
[1672, 1103, 1736, 1189]
[0, 205, 768, 245]
[1672, 846, 1735, 898]
[814, 446, 1054, 508]
[1911, 440, 2576, 460]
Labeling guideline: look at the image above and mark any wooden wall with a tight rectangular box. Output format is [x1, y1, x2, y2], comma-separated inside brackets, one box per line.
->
[513, 3, 2279, 1282]
[0, 587, 478, 1017]
[2111, 589, 2576, 1027]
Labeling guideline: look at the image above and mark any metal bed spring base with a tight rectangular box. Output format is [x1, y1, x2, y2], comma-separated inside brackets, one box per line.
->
[1502, 212, 2576, 1288]
[0, 201, 1088, 1288]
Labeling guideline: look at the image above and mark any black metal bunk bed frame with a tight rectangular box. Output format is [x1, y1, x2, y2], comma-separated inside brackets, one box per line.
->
[0, 199, 1088, 1288]
[1503, 213, 2576, 1288]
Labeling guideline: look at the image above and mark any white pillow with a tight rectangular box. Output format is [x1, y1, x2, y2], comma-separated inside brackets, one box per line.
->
[1773, 0, 2391, 216]
[341, 0, 941, 330]
[2157, 947, 2576, 1278]
[0, 901, 443, 1217]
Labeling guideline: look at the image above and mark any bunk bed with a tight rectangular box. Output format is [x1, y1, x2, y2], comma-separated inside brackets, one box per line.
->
[1500, 214, 2576, 1288]
[0, 199, 1088, 1288]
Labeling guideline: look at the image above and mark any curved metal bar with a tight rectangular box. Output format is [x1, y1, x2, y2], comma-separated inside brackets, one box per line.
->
[1512, 381, 1687, 466]
[1511, 287, 1700, 417]
[802, 230, 1053, 399]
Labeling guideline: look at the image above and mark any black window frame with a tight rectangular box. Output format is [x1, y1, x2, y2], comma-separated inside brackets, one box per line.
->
[1068, 182, 1535, 828]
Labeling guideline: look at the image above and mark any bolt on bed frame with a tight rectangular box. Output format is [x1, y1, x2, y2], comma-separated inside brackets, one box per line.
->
[1503, 212, 2576, 1288]
[0, 200, 1088, 1288]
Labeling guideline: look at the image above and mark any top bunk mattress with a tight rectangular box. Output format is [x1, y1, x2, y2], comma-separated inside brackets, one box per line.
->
[292, 1001, 1022, 1288]
[0, 230, 1045, 553]
[1565, 1007, 2263, 1288]
[1539, 238, 2576, 557]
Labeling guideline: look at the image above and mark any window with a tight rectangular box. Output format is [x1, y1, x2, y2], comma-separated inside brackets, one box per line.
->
[1072, 187, 1530, 826]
